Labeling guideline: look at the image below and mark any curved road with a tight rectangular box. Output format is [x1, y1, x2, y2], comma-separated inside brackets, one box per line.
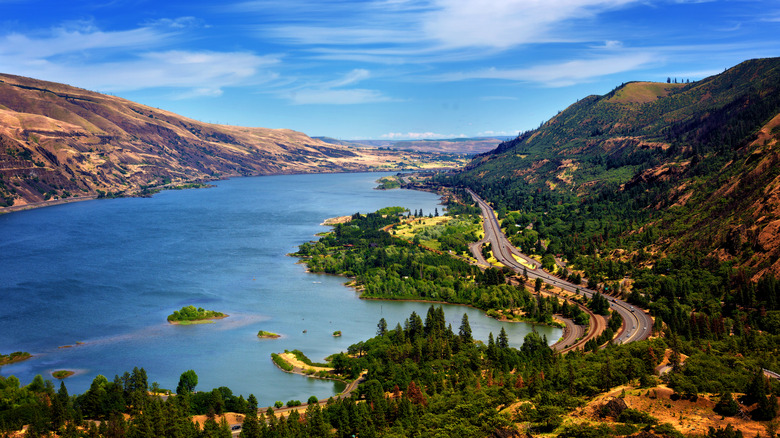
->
[467, 189, 653, 348]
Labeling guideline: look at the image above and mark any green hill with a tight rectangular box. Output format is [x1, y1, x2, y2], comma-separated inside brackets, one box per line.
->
[446, 57, 780, 281]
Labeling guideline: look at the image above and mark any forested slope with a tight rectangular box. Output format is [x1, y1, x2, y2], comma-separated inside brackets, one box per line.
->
[436, 58, 780, 348]
[446, 57, 780, 280]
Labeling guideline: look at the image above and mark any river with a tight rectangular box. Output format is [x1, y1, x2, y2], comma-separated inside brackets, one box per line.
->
[0, 172, 560, 405]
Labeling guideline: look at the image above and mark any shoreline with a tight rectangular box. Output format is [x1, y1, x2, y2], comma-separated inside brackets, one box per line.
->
[295, 208, 565, 336]
[0, 169, 455, 217]
[0, 195, 98, 215]
[271, 353, 347, 384]
[168, 315, 229, 325]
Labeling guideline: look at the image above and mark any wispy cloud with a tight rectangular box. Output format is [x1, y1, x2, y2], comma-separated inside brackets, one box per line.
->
[0, 22, 279, 96]
[480, 96, 519, 101]
[242, 0, 643, 63]
[382, 131, 465, 139]
[284, 69, 392, 104]
[0, 24, 171, 60]
[422, 0, 637, 49]
[477, 130, 515, 136]
[437, 52, 657, 86]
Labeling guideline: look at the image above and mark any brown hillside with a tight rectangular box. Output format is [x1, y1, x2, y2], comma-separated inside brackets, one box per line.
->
[0, 73, 424, 210]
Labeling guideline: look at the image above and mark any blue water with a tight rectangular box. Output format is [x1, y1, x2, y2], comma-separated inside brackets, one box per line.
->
[0, 172, 560, 405]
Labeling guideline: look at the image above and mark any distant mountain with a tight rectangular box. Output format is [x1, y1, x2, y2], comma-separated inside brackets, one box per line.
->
[0, 74, 417, 210]
[449, 58, 780, 278]
[315, 137, 510, 154]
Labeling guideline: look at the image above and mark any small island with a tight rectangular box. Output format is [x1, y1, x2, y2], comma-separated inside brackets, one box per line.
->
[52, 370, 75, 379]
[167, 305, 227, 325]
[332, 330, 342, 337]
[0, 351, 32, 366]
[257, 330, 280, 339]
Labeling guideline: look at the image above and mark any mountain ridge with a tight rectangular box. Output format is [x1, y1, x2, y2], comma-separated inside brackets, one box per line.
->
[0, 73, 423, 210]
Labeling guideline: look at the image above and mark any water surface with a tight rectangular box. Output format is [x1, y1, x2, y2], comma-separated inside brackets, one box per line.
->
[0, 172, 560, 405]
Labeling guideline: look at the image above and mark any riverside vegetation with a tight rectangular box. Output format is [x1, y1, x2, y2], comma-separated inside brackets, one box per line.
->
[295, 205, 565, 326]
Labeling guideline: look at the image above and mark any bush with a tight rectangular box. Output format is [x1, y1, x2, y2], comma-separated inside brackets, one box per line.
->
[286, 400, 301, 407]
[307, 395, 319, 405]
[271, 353, 293, 372]
[617, 408, 658, 425]
[714, 392, 739, 417]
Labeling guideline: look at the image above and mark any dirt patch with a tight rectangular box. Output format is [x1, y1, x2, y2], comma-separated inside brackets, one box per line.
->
[191, 412, 245, 429]
[279, 352, 333, 373]
[574, 385, 765, 437]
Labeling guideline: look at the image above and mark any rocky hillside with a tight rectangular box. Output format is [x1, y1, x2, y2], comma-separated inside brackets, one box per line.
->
[449, 57, 780, 278]
[0, 74, 415, 210]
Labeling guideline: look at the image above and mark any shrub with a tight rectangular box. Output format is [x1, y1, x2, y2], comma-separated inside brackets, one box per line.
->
[617, 408, 658, 425]
[714, 392, 739, 417]
[271, 353, 293, 372]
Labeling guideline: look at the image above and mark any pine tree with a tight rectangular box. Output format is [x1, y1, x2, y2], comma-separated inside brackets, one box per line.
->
[458, 313, 473, 343]
[377, 318, 388, 337]
[239, 409, 262, 438]
[497, 327, 509, 349]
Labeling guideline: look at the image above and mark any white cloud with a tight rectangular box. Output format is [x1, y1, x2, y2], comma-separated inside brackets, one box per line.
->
[247, 0, 643, 63]
[762, 12, 780, 22]
[422, 0, 637, 49]
[0, 24, 280, 96]
[480, 96, 518, 101]
[284, 69, 392, 105]
[602, 40, 624, 49]
[144, 17, 206, 29]
[327, 69, 371, 88]
[0, 26, 171, 60]
[288, 88, 390, 105]
[382, 132, 465, 139]
[439, 52, 657, 86]
[477, 130, 514, 136]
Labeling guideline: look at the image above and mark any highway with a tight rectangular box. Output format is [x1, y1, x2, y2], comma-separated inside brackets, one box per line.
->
[467, 189, 654, 348]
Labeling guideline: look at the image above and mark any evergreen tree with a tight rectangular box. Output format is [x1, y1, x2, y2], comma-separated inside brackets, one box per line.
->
[377, 318, 388, 337]
[459, 313, 473, 343]
[404, 312, 424, 340]
[497, 327, 509, 349]
[714, 392, 739, 417]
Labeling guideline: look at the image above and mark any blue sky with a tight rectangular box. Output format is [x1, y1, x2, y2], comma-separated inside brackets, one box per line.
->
[2, 1, 779, 140]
